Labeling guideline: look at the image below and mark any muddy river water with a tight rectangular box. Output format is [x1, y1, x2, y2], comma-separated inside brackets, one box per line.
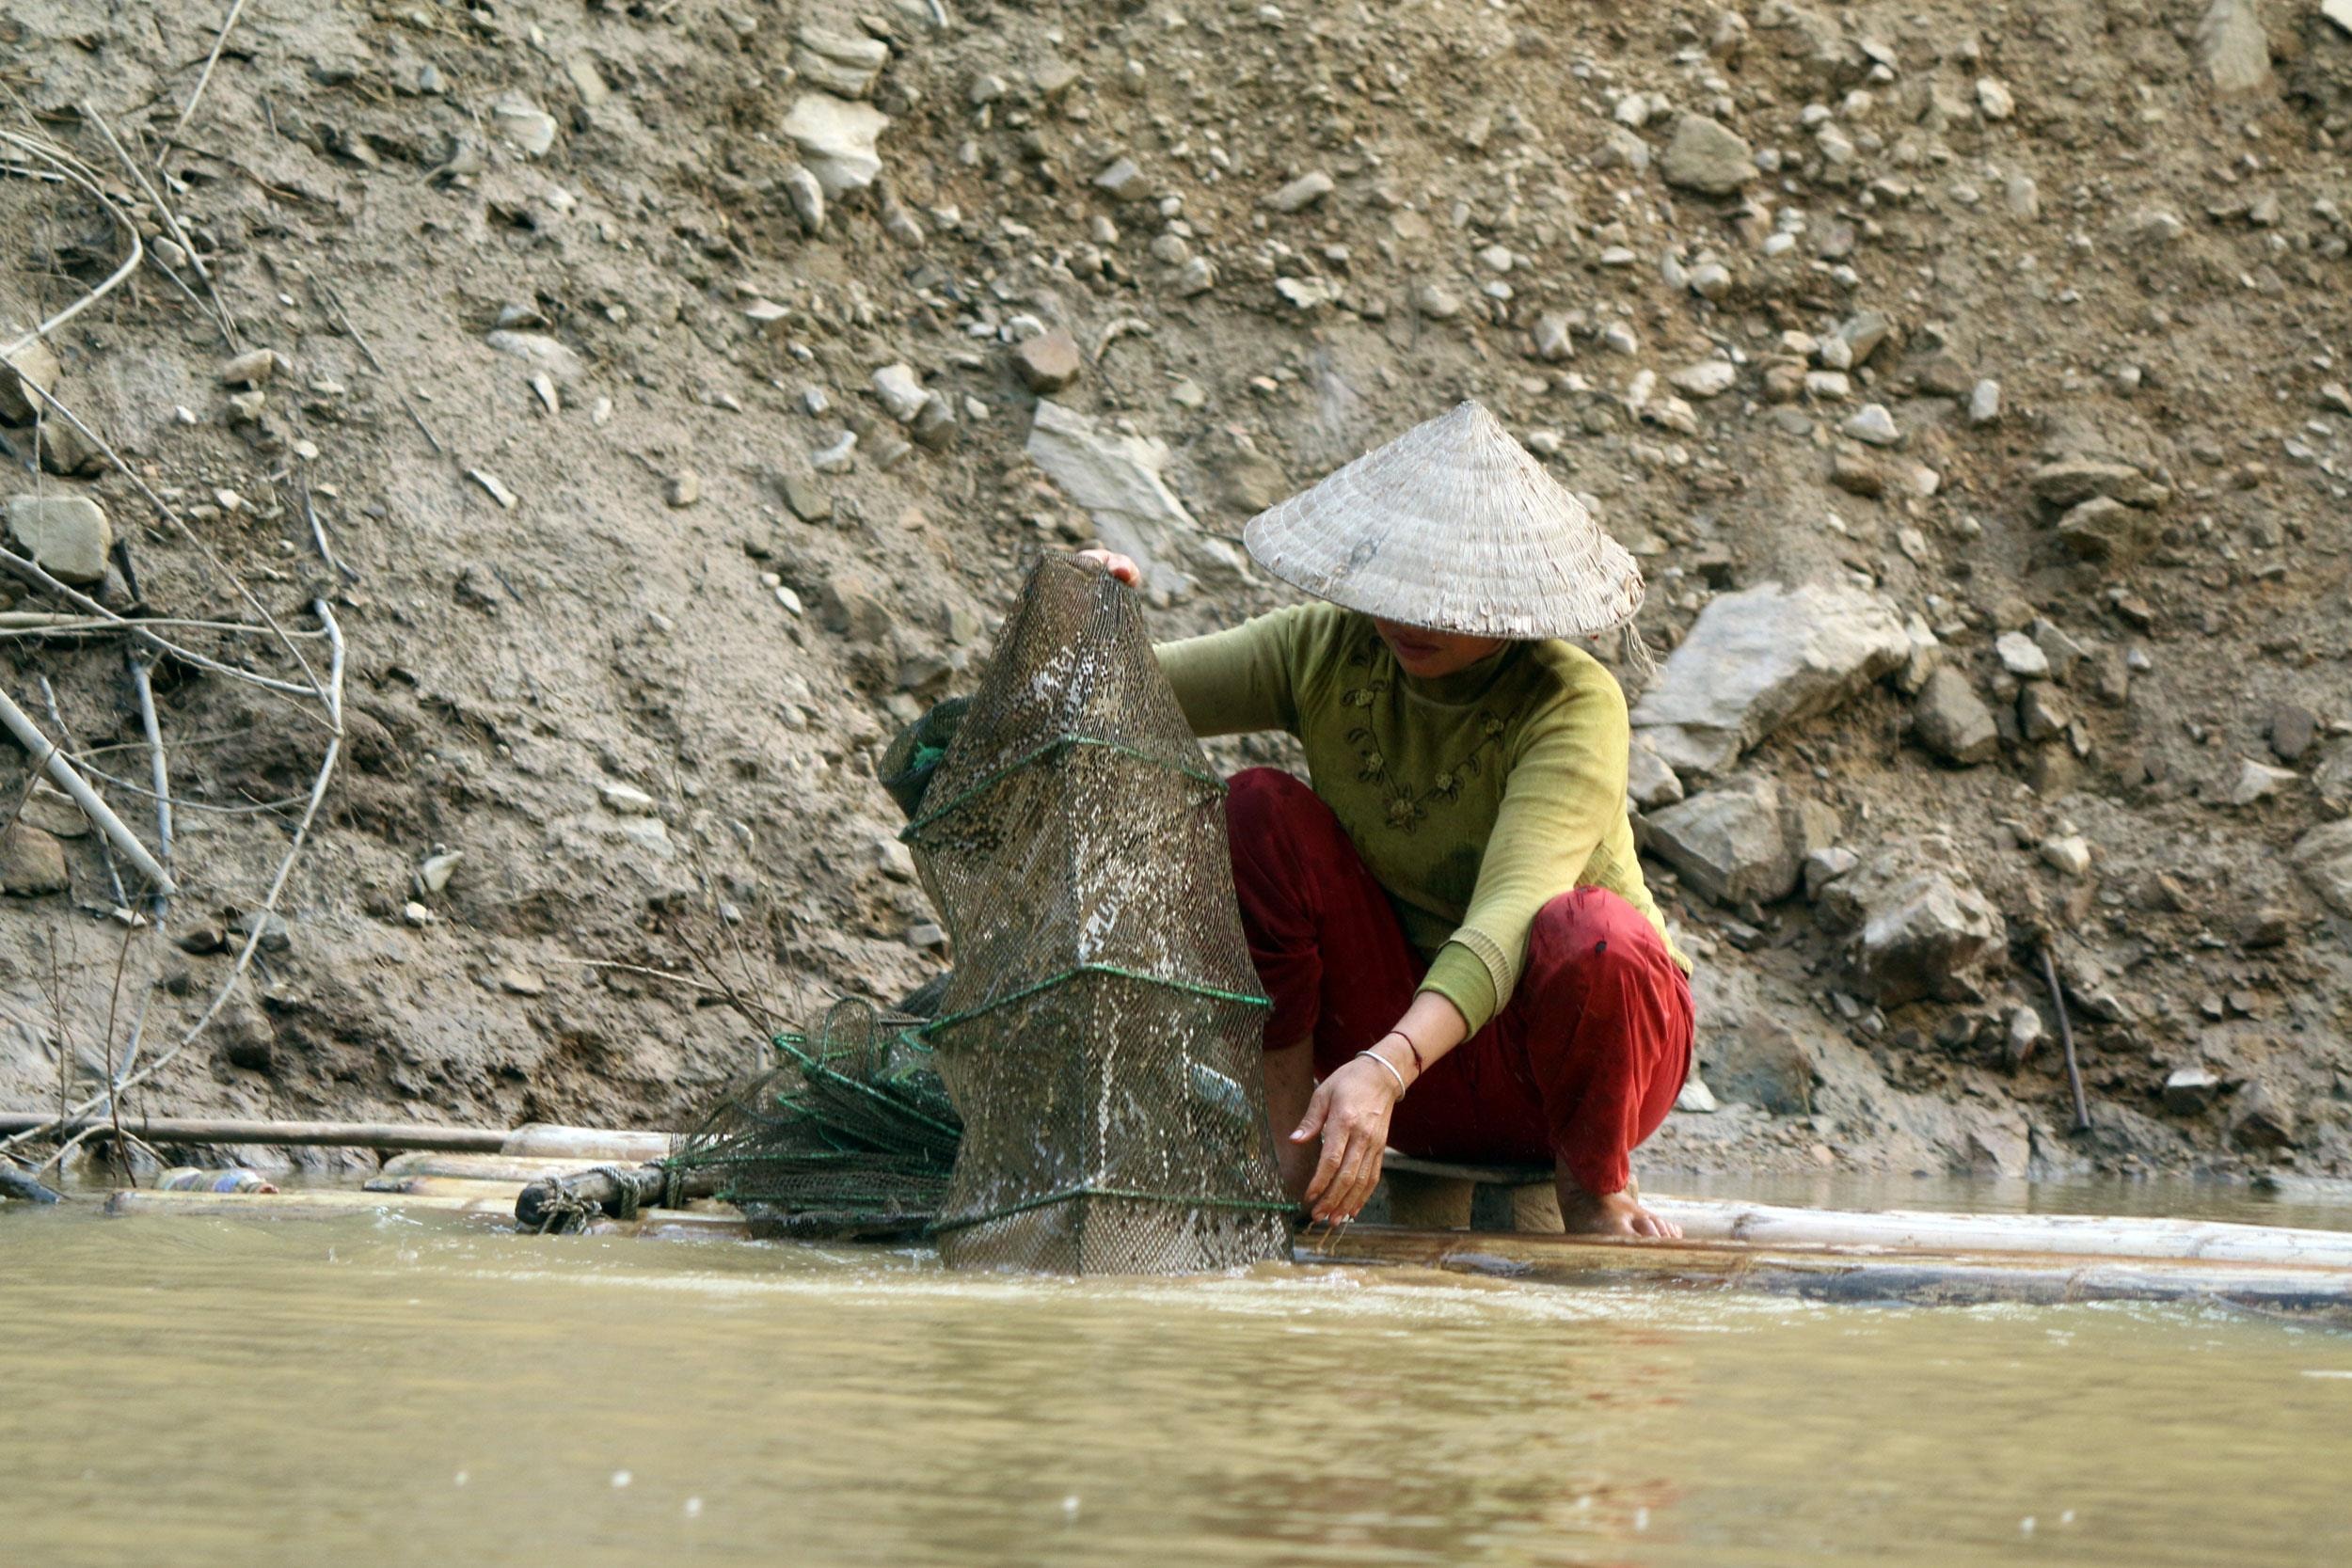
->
[4, 1177, 2349, 1566]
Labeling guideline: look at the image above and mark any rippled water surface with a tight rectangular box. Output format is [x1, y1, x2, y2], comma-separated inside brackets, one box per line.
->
[3, 1185, 2349, 1566]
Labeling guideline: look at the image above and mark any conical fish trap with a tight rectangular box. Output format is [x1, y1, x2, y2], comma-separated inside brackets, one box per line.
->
[903, 556, 1291, 1273]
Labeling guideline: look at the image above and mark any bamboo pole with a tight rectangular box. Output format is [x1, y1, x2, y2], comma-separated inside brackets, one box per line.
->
[0, 1114, 510, 1152]
[500, 1126, 676, 1163]
[380, 1151, 630, 1182]
[1315, 1227, 2352, 1312]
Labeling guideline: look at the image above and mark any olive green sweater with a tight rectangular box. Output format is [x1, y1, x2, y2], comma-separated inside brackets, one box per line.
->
[1157, 604, 1689, 1034]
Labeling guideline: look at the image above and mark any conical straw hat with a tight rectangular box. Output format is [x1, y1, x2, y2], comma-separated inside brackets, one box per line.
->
[1242, 401, 1645, 642]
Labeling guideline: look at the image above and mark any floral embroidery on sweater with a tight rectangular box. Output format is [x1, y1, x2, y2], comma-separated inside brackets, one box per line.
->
[1341, 639, 1511, 836]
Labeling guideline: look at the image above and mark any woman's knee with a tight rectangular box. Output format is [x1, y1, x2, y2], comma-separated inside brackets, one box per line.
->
[1530, 888, 1654, 978]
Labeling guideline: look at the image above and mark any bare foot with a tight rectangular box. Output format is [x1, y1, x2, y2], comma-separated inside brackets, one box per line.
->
[1555, 1179, 1683, 1239]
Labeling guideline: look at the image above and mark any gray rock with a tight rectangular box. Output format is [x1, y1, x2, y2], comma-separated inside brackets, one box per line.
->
[2270, 705, 2317, 765]
[2027, 459, 2169, 511]
[782, 166, 826, 233]
[1840, 404, 1900, 446]
[1820, 838, 2008, 1007]
[6, 495, 112, 586]
[491, 95, 558, 157]
[2231, 1081, 2296, 1151]
[0, 332, 61, 424]
[1967, 379, 2002, 426]
[1012, 329, 1084, 394]
[1995, 631, 2050, 679]
[782, 93, 890, 194]
[2029, 621, 2087, 685]
[230, 909, 293, 952]
[792, 24, 889, 99]
[0, 823, 67, 895]
[2195, 0, 2273, 96]
[779, 472, 833, 522]
[2292, 820, 2352, 914]
[485, 331, 584, 385]
[1531, 313, 1576, 363]
[871, 364, 928, 422]
[1626, 736, 1684, 811]
[1675, 1076, 1719, 1114]
[1413, 282, 1461, 320]
[1660, 114, 1756, 195]
[1630, 581, 1912, 776]
[1025, 401, 1208, 597]
[1803, 846, 1859, 900]
[1912, 666, 1999, 765]
[1173, 257, 1217, 297]
[2162, 1066, 2221, 1116]
[2018, 684, 2073, 743]
[1264, 171, 1335, 213]
[2041, 834, 2093, 878]
[218, 348, 281, 388]
[1669, 359, 1737, 399]
[1093, 157, 1148, 200]
[1644, 773, 1836, 905]
[2229, 758, 2296, 807]
[1702, 1017, 1816, 1116]
[2056, 496, 2156, 564]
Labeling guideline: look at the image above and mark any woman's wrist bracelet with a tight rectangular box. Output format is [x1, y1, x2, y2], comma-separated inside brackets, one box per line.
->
[1354, 1049, 1407, 1098]
[1382, 1028, 1426, 1078]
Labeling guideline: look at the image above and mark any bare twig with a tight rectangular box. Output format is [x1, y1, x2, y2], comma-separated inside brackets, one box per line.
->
[307, 277, 384, 372]
[38, 674, 127, 911]
[127, 647, 172, 923]
[2040, 943, 2091, 1133]
[0, 682, 173, 893]
[175, 0, 252, 134]
[0, 129, 144, 357]
[0, 600, 345, 1159]
[296, 480, 357, 583]
[84, 111, 239, 350]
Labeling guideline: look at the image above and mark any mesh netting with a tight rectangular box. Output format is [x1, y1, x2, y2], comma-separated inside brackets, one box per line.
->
[662, 557, 1290, 1272]
[664, 996, 957, 1240]
[903, 556, 1291, 1273]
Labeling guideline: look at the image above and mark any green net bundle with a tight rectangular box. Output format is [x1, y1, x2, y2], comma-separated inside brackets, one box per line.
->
[664, 997, 957, 1240]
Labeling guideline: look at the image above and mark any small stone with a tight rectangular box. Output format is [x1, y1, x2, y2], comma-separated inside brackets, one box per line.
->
[497, 967, 548, 998]
[485, 331, 584, 385]
[1675, 1077, 1720, 1115]
[1669, 359, 1737, 400]
[810, 431, 858, 474]
[2028, 459, 2169, 511]
[1803, 846, 1860, 900]
[175, 926, 227, 955]
[1967, 379, 2002, 426]
[0, 823, 68, 895]
[1840, 404, 1900, 446]
[782, 93, 891, 194]
[402, 900, 435, 927]
[779, 473, 831, 522]
[782, 166, 826, 233]
[1173, 257, 1216, 296]
[1093, 157, 1147, 200]
[6, 495, 112, 585]
[2005, 176, 2041, 219]
[2040, 834, 2093, 878]
[2228, 758, 2296, 807]
[1627, 737, 1684, 812]
[0, 332, 61, 423]
[492, 95, 559, 157]
[871, 364, 928, 423]
[1995, 632, 2049, 679]
[2231, 1082, 2297, 1151]
[2293, 820, 2352, 915]
[2019, 683, 2073, 743]
[664, 472, 700, 508]
[1975, 76, 2015, 120]
[1413, 283, 1461, 320]
[2056, 497, 2155, 564]
[1659, 114, 1756, 196]
[419, 850, 463, 895]
[218, 348, 281, 388]
[2269, 705, 2317, 765]
[2006, 1006, 2042, 1064]
[906, 920, 947, 950]
[1264, 170, 1334, 213]
[1912, 667, 1999, 765]
[230, 910, 293, 953]
[600, 783, 658, 816]
[2197, 0, 2275, 96]
[2328, 0, 2352, 38]
[1012, 329, 1084, 394]
[2162, 1067, 2221, 1117]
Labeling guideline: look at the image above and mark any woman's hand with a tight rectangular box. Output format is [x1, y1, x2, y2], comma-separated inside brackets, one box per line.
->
[1075, 547, 1142, 587]
[1293, 1054, 1405, 1224]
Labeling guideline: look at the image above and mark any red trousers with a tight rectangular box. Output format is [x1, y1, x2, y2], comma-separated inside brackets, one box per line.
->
[1224, 768, 1693, 1196]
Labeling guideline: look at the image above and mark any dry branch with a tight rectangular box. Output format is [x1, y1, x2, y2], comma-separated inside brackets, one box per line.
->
[0, 683, 174, 893]
[175, 0, 252, 134]
[0, 129, 143, 356]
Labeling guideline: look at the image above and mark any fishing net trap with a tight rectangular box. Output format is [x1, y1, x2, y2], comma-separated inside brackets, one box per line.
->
[663, 557, 1292, 1274]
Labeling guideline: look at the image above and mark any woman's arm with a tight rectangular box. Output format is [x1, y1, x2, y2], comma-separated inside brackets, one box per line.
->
[1079, 548, 1300, 736]
[1291, 990, 1469, 1225]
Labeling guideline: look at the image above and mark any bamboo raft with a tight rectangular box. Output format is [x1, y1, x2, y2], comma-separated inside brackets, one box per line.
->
[21, 1118, 2352, 1311]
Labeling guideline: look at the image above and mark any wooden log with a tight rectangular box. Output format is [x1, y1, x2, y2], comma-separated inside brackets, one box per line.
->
[104, 1186, 520, 1220]
[2, 1163, 64, 1203]
[1645, 1197, 2352, 1270]
[1314, 1227, 2352, 1312]
[1384, 1167, 1474, 1228]
[0, 1113, 510, 1153]
[363, 1175, 530, 1200]
[500, 1125, 675, 1163]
